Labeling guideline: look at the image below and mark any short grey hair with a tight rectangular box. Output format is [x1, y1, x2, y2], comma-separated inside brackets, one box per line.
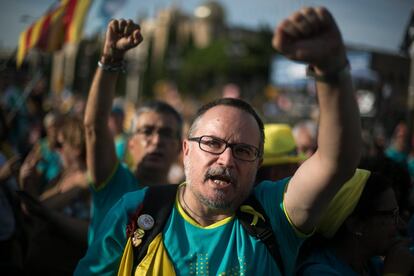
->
[130, 100, 183, 140]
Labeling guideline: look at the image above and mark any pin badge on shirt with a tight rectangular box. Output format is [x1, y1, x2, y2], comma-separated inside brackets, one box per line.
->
[132, 228, 145, 247]
[131, 214, 155, 247]
[137, 214, 154, 230]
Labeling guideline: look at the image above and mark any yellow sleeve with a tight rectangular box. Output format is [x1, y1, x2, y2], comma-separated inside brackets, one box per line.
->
[317, 169, 371, 238]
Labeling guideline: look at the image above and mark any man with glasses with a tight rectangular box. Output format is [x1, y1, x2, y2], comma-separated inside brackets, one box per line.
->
[83, 18, 182, 244]
[77, 6, 362, 275]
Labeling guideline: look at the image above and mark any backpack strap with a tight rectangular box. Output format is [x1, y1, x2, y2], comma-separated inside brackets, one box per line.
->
[129, 184, 179, 267]
[127, 185, 284, 275]
[236, 193, 285, 275]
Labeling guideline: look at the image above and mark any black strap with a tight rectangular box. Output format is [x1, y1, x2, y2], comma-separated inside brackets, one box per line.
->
[133, 184, 179, 266]
[236, 193, 285, 275]
[130, 185, 284, 275]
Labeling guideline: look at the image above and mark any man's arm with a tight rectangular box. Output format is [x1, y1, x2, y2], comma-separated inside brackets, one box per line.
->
[84, 19, 142, 187]
[272, 7, 362, 233]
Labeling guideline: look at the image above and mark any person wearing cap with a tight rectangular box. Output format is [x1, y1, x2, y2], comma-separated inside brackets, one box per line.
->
[76, 6, 364, 275]
[256, 124, 307, 183]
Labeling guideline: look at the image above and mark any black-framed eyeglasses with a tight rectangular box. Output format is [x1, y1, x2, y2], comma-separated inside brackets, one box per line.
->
[187, 135, 261, 162]
[135, 126, 177, 140]
[371, 207, 399, 225]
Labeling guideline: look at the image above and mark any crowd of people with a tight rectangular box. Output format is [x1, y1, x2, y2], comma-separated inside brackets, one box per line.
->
[1, 6, 414, 276]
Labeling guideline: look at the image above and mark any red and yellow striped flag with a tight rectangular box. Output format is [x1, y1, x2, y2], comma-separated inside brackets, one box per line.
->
[16, 0, 92, 67]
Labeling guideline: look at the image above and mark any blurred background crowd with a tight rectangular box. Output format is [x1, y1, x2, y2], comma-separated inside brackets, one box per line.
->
[1, 0, 414, 274]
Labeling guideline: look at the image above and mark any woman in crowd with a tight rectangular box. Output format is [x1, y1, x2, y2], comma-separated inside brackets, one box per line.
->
[19, 115, 90, 274]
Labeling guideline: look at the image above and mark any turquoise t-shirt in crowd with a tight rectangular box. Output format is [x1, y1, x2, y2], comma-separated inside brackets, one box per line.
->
[385, 146, 408, 167]
[76, 178, 306, 275]
[297, 248, 382, 276]
[87, 162, 139, 245]
[114, 133, 128, 161]
[36, 138, 62, 186]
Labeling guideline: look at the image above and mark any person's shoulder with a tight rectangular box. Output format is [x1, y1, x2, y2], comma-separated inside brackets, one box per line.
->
[102, 161, 137, 188]
[255, 177, 291, 192]
[119, 162, 133, 172]
[117, 186, 149, 211]
[119, 162, 138, 180]
[121, 186, 149, 200]
[253, 177, 292, 210]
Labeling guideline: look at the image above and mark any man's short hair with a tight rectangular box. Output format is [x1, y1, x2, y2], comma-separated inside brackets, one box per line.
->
[188, 98, 264, 155]
[130, 100, 183, 140]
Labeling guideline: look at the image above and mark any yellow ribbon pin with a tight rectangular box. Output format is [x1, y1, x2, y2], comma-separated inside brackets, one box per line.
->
[240, 205, 265, 226]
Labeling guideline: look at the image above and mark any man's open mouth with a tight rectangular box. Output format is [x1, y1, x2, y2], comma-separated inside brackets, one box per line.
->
[208, 175, 234, 188]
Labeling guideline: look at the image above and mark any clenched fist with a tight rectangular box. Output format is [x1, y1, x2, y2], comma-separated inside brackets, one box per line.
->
[272, 7, 347, 75]
[102, 19, 143, 63]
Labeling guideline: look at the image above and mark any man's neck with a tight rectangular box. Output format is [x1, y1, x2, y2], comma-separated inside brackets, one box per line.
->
[179, 184, 233, 227]
[136, 168, 169, 186]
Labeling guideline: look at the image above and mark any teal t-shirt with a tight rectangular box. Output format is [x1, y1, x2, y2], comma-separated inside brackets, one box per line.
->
[36, 138, 62, 186]
[87, 162, 139, 245]
[385, 146, 408, 167]
[76, 178, 305, 275]
[114, 133, 128, 161]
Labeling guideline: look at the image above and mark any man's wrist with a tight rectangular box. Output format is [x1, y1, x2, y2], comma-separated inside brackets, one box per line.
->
[97, 60, 126, 73]
[99, 45, 127, 74]
[306, 61, 350, 84]
[99, 53, 124, 65]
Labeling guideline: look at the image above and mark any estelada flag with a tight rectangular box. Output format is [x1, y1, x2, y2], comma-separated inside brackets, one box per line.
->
[16, 0, 92, 67]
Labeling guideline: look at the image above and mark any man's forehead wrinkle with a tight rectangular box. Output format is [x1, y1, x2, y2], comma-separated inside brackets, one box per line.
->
[195, 111, 259, 145]
[195, 114, 225, 135]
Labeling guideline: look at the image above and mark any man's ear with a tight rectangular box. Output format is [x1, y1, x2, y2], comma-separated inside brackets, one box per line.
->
[183, 139, 190, 156]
